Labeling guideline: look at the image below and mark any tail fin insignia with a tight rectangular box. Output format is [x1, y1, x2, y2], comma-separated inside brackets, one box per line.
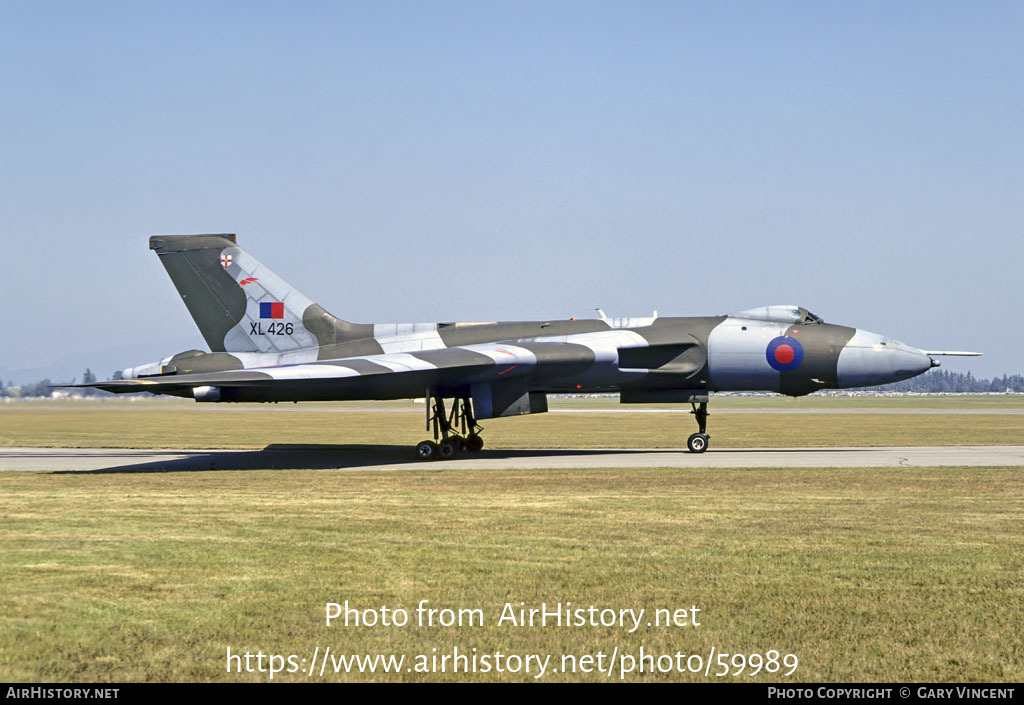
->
[150, 234, 317, 353]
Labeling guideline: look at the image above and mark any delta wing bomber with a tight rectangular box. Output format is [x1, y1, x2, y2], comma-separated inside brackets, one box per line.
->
[76, 235, 982, 459]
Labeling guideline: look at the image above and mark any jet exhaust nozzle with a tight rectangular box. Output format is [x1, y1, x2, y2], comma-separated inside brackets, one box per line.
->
[193, 385, 221, 402]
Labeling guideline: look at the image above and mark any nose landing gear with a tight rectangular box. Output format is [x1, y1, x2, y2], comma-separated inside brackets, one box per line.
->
[416, 393, 484, 461]
[687, 401, 710, 453]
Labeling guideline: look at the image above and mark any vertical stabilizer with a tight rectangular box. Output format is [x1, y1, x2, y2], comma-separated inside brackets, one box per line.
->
[149, 234, 366, 353]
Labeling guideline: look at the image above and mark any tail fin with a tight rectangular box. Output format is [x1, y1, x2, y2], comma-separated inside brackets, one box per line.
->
[149, 234, 368, 353]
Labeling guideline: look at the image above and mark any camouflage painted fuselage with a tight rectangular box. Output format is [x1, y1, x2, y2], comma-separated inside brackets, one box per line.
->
[96, 235, 936, 418]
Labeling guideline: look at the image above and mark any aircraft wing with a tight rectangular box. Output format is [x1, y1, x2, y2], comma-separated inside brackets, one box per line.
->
[68, 340, 599, 414]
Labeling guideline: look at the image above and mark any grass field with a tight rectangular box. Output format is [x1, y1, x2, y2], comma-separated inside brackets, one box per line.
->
[1, 398, 1022, 682]
[1, 466, 1021, 682]
[3, 396, 1024, 450]
[551, 394, 1024, 410]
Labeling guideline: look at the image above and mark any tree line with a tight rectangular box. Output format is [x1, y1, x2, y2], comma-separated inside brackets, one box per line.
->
[0, 369, 104, 398]
[1, 368, 1022, 398]
[861, 369, 1024, 393]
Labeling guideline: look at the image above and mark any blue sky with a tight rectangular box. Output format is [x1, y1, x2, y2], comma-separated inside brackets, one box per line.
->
[1, 1, 1020, 382]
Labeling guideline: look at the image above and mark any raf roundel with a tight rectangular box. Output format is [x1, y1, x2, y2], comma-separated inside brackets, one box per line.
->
[766, 336, 804, 372]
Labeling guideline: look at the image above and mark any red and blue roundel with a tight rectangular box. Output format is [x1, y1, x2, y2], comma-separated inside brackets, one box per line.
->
[766, 336, 804, 372]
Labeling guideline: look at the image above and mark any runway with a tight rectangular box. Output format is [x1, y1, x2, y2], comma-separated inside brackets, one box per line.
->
[2, 445, 1023, 473]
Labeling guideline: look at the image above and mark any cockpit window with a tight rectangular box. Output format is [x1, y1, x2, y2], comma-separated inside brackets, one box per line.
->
[800, 309, 824, 324]
[731, 305, 825, 324]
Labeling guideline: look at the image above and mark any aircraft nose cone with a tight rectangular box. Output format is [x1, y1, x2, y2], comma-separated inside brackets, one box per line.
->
[836, 329, 933, 388]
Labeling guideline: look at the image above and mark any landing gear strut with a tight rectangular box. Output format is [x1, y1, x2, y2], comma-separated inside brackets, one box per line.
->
[416, 392, 484, 461]
[687, 401, 709, 453]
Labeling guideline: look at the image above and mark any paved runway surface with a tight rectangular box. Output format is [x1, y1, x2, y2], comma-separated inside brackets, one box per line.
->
[2, 445, 1023, 473]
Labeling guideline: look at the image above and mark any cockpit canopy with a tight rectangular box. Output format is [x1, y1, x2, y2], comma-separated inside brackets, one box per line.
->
[730, 305, 824, 325]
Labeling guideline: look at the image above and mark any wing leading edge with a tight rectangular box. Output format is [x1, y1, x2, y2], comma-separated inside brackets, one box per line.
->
[71, 340, 610, 416]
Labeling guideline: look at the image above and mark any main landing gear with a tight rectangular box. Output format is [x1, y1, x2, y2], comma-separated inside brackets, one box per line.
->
[687, 401, 710, 453]
[416, 394, 485, 461]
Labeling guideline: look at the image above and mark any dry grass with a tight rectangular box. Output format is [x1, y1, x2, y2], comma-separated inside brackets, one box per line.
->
[1, 466, 1021, 682]
[2, 399, 1024, 450]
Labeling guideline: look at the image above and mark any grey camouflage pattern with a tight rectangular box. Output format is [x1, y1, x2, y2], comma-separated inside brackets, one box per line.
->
[84, 235, 946, 423]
